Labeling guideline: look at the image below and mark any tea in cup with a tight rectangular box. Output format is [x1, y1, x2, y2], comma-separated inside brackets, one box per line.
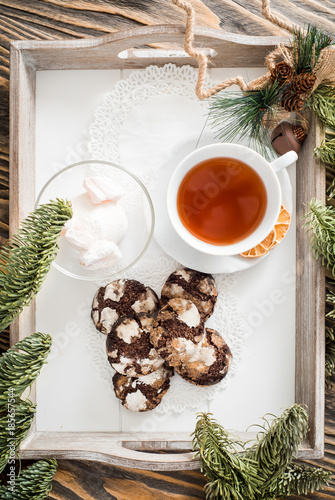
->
[167, 144, 297, 256]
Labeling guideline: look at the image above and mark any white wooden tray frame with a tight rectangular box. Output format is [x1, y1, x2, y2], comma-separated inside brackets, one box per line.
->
[9, 25, 325, 470]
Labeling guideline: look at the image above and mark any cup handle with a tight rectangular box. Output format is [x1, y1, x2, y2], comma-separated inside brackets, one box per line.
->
[270, 150, 298, 173]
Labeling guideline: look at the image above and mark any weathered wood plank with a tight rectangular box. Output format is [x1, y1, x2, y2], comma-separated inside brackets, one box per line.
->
[42, 459, 207, 499]
[203, 0, 286, 35]
[295, 113, 326, 457]
[0, 0, 221, 37]
[42, 456, 333, 499]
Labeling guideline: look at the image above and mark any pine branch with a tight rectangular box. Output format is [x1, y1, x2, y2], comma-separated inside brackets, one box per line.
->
[303, 198, 335, 275]
[0, 399, 36, 474]
[274, 463, 331, 496]
[247, 405, 308, 492]
[0, 199, 72, 333]
[209, 83, 281, 161]
[0, 332, 52, 402]
[306, 86, 335, 130]
[292, 25, 334, 74]
[0, 459, 57, 499]
[192, 413, 261, 500]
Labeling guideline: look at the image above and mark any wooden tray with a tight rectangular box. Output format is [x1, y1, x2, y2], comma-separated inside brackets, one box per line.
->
[10, 25, 325, 470]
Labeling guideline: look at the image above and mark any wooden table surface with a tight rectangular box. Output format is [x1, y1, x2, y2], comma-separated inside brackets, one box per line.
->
[1, 1, 335, 498]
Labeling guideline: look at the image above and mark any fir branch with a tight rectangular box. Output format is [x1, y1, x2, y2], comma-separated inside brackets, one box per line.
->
[306, 85, 335, 130]
[303, 198, 335, 274]
[0, 459, 57, 499]
[248, 405, 308, 492]
[274, 463, 331, 496]
[192, 413, 261, 500]
[314, 137, 335, 167]
[0, 199, 72, 333]
[0, 332, 52, 402]
[209, 83, 282, 161]
[192, 407, 330, 500]
[0, 399, 36, 474]
[292, 25, 334, 74]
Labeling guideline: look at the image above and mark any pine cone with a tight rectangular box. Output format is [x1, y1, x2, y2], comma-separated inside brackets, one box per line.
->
[292, 125, 307, 144]
[291, 72, 316, 94]
[281, 92, 304, 112]
[270, 61, 293, 85]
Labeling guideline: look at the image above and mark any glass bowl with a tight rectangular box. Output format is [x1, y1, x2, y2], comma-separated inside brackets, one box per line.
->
[35, 160, 155, 281]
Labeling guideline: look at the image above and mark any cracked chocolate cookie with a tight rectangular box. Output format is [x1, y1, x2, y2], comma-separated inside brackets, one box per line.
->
[160, 268, 217, 321]
[150, 298, 205, 367]
[106, 314, 164, 377]
[113, 364, 174, 412]
[173, 328, 232, 386]
[91, 279, 159, 335]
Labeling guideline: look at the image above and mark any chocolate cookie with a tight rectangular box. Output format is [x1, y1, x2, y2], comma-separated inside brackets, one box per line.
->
[113, 364, 174, 412]
[160, 268, 217, 321]
[150, 298, 205, 366]
[106, 314, 164, 377]
[91, 279, 159, 335]
[174, 328, 232, 386]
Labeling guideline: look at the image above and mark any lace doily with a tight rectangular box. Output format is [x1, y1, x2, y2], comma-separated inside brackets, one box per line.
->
[86, 64, 249, 414]
[88, 63, 211, 185]
[86, 249, 247, 414]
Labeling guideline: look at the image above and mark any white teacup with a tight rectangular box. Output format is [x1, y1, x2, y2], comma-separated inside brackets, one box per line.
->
[167, 143, 297, 256]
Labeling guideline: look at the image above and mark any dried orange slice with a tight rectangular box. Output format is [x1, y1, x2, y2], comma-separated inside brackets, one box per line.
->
[270, 205, 291, 250]
[240, 229, 276, 258]
[240, 205, 291, 258]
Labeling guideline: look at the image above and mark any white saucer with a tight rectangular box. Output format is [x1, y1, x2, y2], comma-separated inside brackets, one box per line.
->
[149, 134, 293, 274]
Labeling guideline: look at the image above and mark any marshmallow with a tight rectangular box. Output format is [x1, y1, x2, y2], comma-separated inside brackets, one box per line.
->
[62, 178, 129, 272]
[84, 176, 125, 204]
[63, 225, 95, 251]
[64, 193, 128, 249]
[79, 240, 122, 271]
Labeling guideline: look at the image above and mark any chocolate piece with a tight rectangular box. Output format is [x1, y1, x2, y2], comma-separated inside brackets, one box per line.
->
[160, 268, 217, 321]
[91, 279, 159, 335]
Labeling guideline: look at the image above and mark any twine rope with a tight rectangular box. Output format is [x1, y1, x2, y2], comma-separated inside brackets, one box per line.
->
[261, 0, 301, 34]
[266, 44, 294, 70]
[172, 0, 248, 98]
[172, 0, 298, 99]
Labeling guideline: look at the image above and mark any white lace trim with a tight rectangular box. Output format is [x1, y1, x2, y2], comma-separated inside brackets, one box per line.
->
[86, 64, 249, 414]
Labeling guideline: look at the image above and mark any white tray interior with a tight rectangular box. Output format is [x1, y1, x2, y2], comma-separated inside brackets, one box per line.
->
[35, 67, 295, 435]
